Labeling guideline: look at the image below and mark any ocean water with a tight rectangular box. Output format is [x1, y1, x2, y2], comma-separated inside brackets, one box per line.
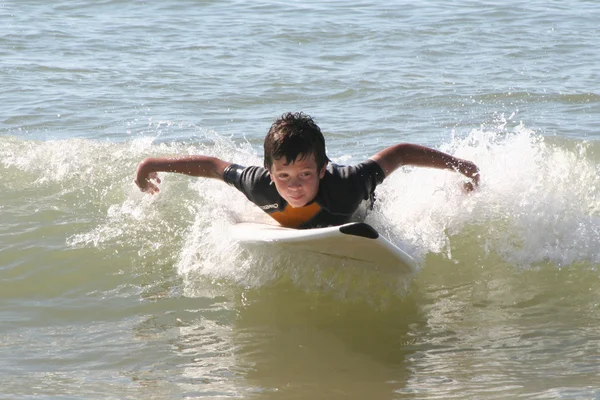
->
[1, 1, 600, 399]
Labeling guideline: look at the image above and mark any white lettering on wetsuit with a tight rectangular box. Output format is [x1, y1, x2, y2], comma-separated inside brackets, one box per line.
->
[260, 203, 279, 210]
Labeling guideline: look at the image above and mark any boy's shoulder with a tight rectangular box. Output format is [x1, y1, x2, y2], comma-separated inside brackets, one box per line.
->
[325, 159, 385, 181]
[224, 163, 267, 180]
[319, 160, 385, 199]
[317, 159, 385, 212]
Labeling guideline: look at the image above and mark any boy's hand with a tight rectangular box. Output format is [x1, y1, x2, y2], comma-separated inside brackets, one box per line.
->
[135, 162, 161, 194]
[457, 160, 480, 193]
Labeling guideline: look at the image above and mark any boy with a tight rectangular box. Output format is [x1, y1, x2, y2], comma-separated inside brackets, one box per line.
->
[135, 112, 480, 229]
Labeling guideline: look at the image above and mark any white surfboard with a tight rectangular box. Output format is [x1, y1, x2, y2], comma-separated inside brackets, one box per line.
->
[231, 222, 416, 276]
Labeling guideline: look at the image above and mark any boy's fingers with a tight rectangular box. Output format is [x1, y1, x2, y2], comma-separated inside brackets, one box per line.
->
[462, 181, 475, 193]
[461, 161, 480, 186]
[149, 172, 161, 183]
[134, 172, 161, 193]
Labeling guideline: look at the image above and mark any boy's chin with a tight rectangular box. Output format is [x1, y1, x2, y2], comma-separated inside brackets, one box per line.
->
[286, 197, 308, 208]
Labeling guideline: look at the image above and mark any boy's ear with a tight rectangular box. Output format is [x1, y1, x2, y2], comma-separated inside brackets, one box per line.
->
[319, 162, 327, 179]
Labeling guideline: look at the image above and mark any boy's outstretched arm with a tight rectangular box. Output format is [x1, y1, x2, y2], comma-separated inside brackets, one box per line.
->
[134, 156, 232, 194]
[370, 143, 480, 191]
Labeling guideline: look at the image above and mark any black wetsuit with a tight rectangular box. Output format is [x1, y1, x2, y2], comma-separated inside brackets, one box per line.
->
[223, 160, 385, 229]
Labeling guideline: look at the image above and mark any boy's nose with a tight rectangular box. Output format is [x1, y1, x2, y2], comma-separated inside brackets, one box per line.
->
[288, 178, 302, 188]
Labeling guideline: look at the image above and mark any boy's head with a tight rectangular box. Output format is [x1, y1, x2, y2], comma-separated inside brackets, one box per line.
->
[263, 112, 329, 171]
[264, 112, 330, 208]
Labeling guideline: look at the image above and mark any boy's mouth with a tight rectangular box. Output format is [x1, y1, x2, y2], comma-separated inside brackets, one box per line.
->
[287, 193, 307, 206]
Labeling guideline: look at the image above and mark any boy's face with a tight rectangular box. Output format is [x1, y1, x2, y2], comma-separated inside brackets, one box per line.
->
[269, 154, 326, 208]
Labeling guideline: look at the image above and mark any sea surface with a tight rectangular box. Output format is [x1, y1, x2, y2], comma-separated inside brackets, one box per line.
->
[2, 1, 600, 399]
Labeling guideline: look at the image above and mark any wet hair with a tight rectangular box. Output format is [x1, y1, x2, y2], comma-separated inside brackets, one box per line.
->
[264, 112, 330, 170]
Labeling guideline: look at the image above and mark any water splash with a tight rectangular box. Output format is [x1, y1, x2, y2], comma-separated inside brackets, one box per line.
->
[4, 120, 599, 301]
[373, 121, 600, 268]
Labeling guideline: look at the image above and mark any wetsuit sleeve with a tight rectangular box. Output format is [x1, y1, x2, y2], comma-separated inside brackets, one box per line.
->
[223, 163, 245, 188]
[222, 164, 280, 206]
[321, 159, 385, 214]
[354, 159, 385, 200]
[331, 159, 384, 200]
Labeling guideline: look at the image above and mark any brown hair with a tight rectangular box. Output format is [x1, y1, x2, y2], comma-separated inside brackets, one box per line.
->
[263, 112, 329, 170]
